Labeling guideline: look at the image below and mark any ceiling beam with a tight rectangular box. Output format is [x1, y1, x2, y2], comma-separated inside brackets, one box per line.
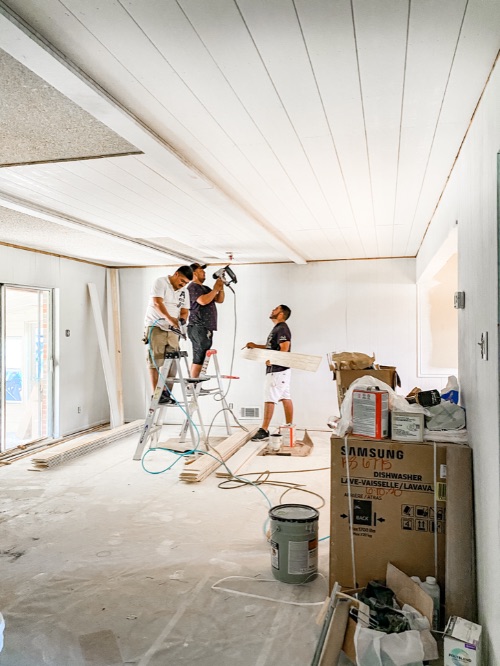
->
[0, 2, 307, 264]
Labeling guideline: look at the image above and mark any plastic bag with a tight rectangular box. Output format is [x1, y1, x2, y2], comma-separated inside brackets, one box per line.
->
[440, 375, 459, 404]
[354, 625, 424, 666]
[335, 376, 428, 437]
[425, 401, 465, 431]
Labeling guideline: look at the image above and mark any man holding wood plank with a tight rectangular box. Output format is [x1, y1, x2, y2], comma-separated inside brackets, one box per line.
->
[245, 304, 293, 441]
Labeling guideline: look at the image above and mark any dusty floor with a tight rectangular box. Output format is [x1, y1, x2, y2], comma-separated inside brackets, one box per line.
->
[0, 425, 333, 666]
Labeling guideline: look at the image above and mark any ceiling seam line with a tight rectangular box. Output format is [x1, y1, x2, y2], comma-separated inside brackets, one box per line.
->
[292, 0, 363, 256]
[123, 0, 310, 229]
[403, 0, 470, 254]
[391, 0, 412, 256]
[350, 0, 376, 258]
[54, 162, 207, 231]
[417, 47, 500, 256]
[165, 0, 312, 227]
[233, 0, 336, 229]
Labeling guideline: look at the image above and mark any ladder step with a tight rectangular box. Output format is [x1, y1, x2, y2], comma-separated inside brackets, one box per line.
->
[149, 425, 163, 434]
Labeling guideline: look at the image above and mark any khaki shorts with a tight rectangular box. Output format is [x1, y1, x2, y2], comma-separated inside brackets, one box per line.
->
[145, 326, 179, 369]
[264, 369, 291, 403]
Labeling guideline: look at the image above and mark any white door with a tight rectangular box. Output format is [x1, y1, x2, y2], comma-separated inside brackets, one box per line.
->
[1, 286, 53, 451]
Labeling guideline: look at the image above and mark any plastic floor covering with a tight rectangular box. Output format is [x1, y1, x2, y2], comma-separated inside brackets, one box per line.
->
[0, 425, 332, 666]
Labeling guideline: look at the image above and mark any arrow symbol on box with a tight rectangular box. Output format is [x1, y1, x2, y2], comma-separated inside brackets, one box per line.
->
[340, 513, 348, 519]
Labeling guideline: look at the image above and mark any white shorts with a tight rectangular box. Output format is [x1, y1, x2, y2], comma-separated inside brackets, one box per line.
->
[264, 369, 291, 404]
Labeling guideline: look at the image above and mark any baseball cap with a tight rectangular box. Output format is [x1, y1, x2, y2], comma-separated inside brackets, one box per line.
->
[190, 262, 207, 270]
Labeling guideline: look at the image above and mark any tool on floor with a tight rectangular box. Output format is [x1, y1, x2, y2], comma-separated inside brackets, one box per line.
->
[133, 351, 207, 460]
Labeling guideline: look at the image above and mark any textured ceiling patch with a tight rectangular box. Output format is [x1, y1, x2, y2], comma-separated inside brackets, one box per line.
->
[0, 48, 141, 167]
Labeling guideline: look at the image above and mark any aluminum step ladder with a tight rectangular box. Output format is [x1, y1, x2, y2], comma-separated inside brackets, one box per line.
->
[133, 351, 206, 461]
[177, 349, 234, 439]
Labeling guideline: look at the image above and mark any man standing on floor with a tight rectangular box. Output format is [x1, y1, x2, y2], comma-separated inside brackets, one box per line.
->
[187, 263, 225, 379]
[245, 304, 293, 441]
[144, 265, 193, 403]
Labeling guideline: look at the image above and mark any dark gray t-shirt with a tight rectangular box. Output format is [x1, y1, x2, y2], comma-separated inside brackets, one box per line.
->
[266, 322, 291, 374]
[188, 282, 218, 330]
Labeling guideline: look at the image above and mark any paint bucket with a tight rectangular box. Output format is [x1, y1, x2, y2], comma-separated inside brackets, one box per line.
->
[268, 504, 319, 584]
[268, 433, 282, 452]
[280, 423, 295, 447]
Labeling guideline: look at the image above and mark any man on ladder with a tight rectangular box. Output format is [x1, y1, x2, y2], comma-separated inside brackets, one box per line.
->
[187, 262, 225, 385]
[143, 265, 193, 403]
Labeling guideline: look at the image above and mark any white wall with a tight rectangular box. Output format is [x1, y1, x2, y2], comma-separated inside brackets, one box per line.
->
[0, 245, 110, 437]
[418, 60, 500, 661]
[120, 258, 421, 430]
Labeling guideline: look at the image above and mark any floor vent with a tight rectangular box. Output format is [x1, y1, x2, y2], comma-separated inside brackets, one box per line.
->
[240, 406, 260, 419]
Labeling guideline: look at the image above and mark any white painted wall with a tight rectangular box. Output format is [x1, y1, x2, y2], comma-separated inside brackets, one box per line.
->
[120, 258, 424, 430]
[0, 245, 110, 437]
[418, 59, 500, 662]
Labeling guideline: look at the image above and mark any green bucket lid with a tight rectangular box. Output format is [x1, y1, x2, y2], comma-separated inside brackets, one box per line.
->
[269, 503, 319, 523]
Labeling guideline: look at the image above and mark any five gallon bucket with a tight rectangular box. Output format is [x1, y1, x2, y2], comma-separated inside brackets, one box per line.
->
[268, 504, 319, 584]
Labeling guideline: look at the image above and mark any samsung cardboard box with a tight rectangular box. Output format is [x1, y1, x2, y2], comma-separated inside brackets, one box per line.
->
[444, 616, 482, 666]
[329, 436, 475, 622]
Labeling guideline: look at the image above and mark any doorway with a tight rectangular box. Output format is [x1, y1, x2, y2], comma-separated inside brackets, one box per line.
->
[0, 285, 54, 451]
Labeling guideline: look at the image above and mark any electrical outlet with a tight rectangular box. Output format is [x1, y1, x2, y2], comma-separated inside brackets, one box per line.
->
[77, 406, 81, 413]
[229, 403, 234, 409]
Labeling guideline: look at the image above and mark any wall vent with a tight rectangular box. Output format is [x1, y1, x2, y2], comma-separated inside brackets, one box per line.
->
[240, 406, 260, 419]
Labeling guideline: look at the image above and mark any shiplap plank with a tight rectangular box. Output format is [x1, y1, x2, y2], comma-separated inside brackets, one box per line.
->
[354, 0, 409, 243]
[394, 0, 469, 255]
[295, 0, 375, 237]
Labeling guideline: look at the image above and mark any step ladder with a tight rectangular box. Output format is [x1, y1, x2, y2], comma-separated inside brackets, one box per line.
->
[184, 349, 234, 437]
[133, 351, 206, 461]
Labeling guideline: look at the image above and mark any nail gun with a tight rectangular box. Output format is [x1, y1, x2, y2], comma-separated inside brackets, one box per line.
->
[169, 317, 187, 340]
[212, 265, 237, 286]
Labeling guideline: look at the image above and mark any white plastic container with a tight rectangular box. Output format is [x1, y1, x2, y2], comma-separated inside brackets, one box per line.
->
[410, 575, 422, 585]
[268, 433, 282, 452]
[420, 576, 440, 629]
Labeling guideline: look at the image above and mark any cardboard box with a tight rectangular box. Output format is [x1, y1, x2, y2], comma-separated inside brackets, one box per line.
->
[329, 436, 475, 622]
[335, 366, 397, 406]
[330, 436, 447, 590]
[339, 563, 435, 664]
[391, 411, 424, 442]
[352, 389, 389, 439]
[444, 616, 482, 666]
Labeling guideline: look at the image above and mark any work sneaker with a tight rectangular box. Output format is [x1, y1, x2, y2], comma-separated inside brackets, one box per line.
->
[158, 391, 175, 405]
[251, 428, 269, 441]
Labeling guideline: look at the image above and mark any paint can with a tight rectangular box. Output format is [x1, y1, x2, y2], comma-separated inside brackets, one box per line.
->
[268, 433, 282, 452]
[280, 423, 295, 447]
[268, 504, 319, 584]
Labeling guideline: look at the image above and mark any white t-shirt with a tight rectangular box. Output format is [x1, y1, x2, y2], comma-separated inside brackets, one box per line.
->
[144, 276, 190, 331]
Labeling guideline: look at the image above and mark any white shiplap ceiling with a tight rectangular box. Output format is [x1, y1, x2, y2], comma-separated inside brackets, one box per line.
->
[0, 0, 499, 267]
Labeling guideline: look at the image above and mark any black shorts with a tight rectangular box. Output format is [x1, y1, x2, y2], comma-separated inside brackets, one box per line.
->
[187, 325, 213, 365]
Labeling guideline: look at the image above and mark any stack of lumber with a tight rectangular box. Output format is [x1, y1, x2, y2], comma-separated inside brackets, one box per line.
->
[31, 420, 144, 469]
[215, 439, 268, 478]
[179, 426, 258, 483]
